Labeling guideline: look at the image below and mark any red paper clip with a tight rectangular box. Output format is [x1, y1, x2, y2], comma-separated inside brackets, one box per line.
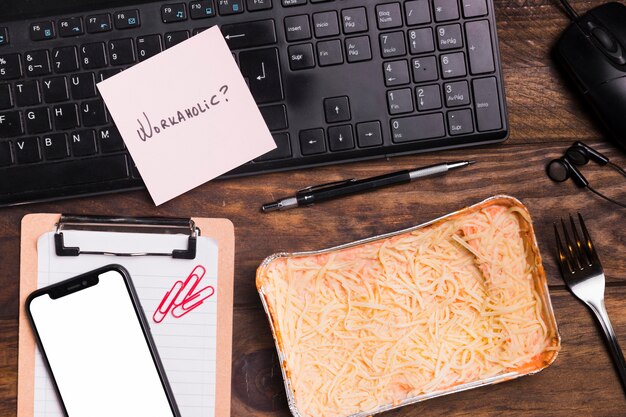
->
[153, 265, 215, 323]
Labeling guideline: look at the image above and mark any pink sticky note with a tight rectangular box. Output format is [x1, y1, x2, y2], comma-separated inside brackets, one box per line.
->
[97, 26, 276, 205]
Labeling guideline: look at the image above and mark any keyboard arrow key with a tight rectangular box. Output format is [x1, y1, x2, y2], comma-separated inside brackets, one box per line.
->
[221, 19, 276, 50]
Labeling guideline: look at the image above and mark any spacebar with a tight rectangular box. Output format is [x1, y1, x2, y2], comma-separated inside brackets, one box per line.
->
[0, 155, 130, 195]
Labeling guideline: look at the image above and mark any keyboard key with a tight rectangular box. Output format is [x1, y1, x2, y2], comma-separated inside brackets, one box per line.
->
[109, 39, 136, 65]
[434, 0, 460, 22]
[162, 3, 188, 22]
[15, 137, 41, 163]
[283, 0, 306, 6]
[247, 0, 272, 11]
[387, 88, 414, 114]
[259, 104, 288, 130]
[416, 84, 442, 110]
[25, 107, 51, 133]
[24, 50, 51, 76]
[288, 43, 315, 70]
[345, 36, 372, 63]
[190, 0, 216, 18]
[405, 0, 431, 25]
[218, 0, 244, 15]
[30, 22, 55, 41]
[342, 7, 368, 34]
[472, 77, 501, 131]
[391, 113, 446, 142]
[221, 20, 277, 49]
[448, 108, 474, 135]
[285, 15, 311, 41]
[58, 17, 84, 37]
[380, 32, 406, 58]
[313, 11, 340, 38]
[42, 133, 69, 159]
[445, 81, 470, 107]
[412, 56, 438, 83]
[136, 35, 163, 61]
[409, 28, 435, 54]
[466, 20, 495, 74]
[71, 129, 98, 156]
[81, 100, 108, 127]
[81, 43, 107, 69]
[165, 31, 190, 48]
[86, 14, 112, 33]
[328, 125, 354, 151]
[99, 126, 125, 152]
[43, 77, 69, 103]
[441, 52, 466, 78]
[0, 141, 12, 166]
[356, 121, 383, 147]
[0, 28, 8, 46]
[70, 73, 97, 99]
[324, 96, 350, 123]
[0, 154, 129, 195]
[437, 24, 463, 50]
[462, 0, 488, 17]
[114, 10, 141, 29]
[255, 132, 291, 161]
[384, 60, 410, 86]
[317, 40, 343, 66]
[98, 69, 121, 82]
[0, 54, 22, 81]
[376, 3, 403, 29]
[14, 81, 41, 106]
[239, 48, 283, 103]
[0, 84, 12, 109]
[52, 46, 79, 73]
[52, 103, 79, 130]
[299, 128, 325, 155]
[0, 111, 23, 137]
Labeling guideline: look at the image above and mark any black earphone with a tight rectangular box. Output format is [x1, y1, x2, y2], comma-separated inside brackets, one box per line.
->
[546, 141, 626, 208]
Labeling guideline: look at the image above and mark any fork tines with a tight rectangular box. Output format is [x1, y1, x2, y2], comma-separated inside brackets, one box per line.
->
[554, 213, 602, 276]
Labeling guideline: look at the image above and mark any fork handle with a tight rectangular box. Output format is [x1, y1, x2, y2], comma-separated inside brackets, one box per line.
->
[590, 300, 626, 393]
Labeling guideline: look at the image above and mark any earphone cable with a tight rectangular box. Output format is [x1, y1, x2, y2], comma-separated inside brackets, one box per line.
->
[559, 0, 579, 20]
[608, 162, 626, 178]
[588, 184, 626, 209]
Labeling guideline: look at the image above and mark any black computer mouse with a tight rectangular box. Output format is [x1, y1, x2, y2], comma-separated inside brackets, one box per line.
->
[555, 2, 626, 151]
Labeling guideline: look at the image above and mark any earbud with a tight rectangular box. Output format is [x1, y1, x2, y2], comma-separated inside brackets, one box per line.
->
[546, 157, 589, 187]
[565, 141, 610, 166]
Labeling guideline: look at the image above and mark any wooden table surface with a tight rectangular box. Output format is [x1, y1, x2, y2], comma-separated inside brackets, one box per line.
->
[2, 0, 626, 415]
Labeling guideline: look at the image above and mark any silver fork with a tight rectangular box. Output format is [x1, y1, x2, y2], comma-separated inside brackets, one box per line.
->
[554, 213, 626, 392]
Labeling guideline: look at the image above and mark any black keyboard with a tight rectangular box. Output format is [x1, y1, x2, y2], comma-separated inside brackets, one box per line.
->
[0, 0, 508, 206]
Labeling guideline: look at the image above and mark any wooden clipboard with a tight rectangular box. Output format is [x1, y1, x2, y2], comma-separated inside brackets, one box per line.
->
[17, 213, 234, 417]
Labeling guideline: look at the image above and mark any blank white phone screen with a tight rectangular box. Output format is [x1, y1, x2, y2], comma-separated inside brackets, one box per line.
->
[29, 270, 176, 417]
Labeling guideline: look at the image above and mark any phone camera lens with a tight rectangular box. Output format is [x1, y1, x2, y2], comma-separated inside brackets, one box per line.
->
[82, 280, 88, 286]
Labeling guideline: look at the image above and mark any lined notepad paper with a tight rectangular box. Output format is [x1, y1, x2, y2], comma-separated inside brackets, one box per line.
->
[34, 231, 219, 417]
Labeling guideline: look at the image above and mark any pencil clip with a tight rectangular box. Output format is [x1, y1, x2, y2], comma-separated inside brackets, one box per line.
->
[297, 178, 357, 194]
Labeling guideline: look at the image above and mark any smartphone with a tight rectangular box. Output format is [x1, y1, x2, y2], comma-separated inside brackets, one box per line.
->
[26, 265, 180, 417]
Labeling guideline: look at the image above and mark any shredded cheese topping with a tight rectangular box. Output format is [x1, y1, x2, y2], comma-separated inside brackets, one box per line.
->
[260, 205, 552, 417]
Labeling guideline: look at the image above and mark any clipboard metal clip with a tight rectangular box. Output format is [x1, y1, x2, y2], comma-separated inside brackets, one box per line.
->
[54, 215, 198, 259]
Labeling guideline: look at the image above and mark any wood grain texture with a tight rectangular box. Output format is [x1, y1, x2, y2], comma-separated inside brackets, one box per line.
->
[2, 0, 626, 415]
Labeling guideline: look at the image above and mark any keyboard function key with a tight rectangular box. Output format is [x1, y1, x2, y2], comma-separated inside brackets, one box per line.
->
[0, 28, 8, 46]
[380, 32, 406, 58]
[14, 81, 41, 106]
[162, 3, 188, 23]
[239, 48, 284, 103]
[328, 125, 354, 151]
[221, 20, 277, 49]
[313, 11, 340, 38]
[384, 60, 410, 86]
[444, 81, 470, 107]
[376, 3, 403, 29]
[391, 113, 446, 142]
[81, 99, 108, 127]
[462, 0, 488, 17]
[412, 56, 438, 83]
[0, 54, 22, 81]
[405, 0, 431, 25]
[52, 103, 79, 130]
[25, 50, 52, 77]
[15, 137, 41, 164]
[255, 132, 292, 161]
[70, 73, 97, 99]
[441, 52, 466, 78]
[387, 88, 414, 115]
[71, 129, 98, 156]
[58, 17, 84, 37]
[30, 22, 55, 41]
[324, 96, 350, 123]
[466, 20, 495, 74]
[247, 0, 272, 11]
[109, 39, 136, 65]
[0, 141, 12, 166]
[218, 0, 244, 15]
[86, 14, 112, 33]
[165, 31, 190, 48]
[448, 108, 474, 135]
[472, 77, 501, 131]
[299, 128, 325, 155]
[282, 0, 307, 6]
[99, 126, 126, 153]
[190, 0, 216, 18]
[341, 7, 368, 34]
[408, 28, 435, 54]
[345, 36, 372, 63]
[114, 10, 141, 29]
[25, 107, 52, 134]
[356, 121, 383, 147]
[434, 0, 460, 22]
[317, 39, 343, 66]
[0, 84, 12, 109]
[42, 133, 69, 159]
[81, 43, 108, 69]
[285, 15, 311, 42]
[137, 35, 163, 61]
[288, 43, 315, 70]
[52, 46, 79, 73]
[437, 24, 463, 50]
[416, 84, 442, 110]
